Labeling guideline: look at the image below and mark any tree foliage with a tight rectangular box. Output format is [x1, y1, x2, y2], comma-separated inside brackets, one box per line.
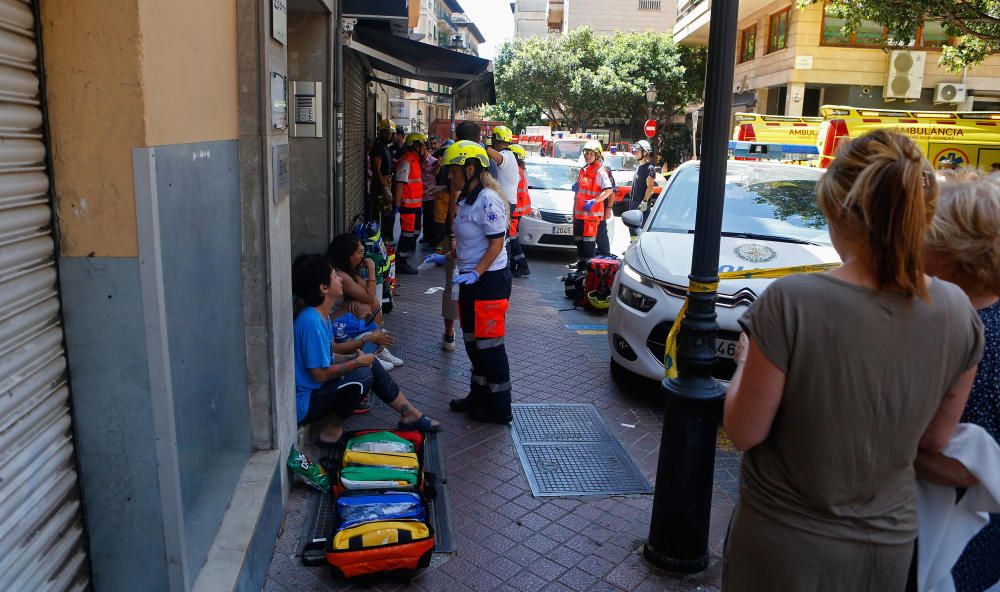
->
[493, 28, 705, 134]
[799, 0, 1000, 70]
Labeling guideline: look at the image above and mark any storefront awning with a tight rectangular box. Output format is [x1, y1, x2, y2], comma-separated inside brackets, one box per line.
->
[348, 26, 495, 111]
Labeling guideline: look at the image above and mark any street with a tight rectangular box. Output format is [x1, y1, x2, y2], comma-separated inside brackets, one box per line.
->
[265, 247, 740, 592]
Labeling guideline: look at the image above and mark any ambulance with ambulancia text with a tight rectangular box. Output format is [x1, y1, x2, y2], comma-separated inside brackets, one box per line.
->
[817, 105, 1000, 171]
[732, 113, 824, 145]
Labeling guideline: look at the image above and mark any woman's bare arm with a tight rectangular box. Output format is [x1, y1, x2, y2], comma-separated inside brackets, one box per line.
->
[723, 335, 787, 451]
[919, 366, 977, 453]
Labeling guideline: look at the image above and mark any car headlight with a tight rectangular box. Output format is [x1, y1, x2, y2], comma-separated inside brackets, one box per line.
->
[617, 284, 657, 312]
[622, 261, 654, 288]
[526, 207, 541, 219]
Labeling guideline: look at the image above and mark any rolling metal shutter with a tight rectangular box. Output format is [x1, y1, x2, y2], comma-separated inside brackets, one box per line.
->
[0, 1, 89, 590]
[343, 49, 366, 226]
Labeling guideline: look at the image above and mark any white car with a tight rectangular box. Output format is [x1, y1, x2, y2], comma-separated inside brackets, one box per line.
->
[608, 160, 840, 382]
[518, 158, 579, 250]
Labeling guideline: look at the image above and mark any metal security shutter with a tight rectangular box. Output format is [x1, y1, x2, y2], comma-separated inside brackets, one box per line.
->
[0, 1, 89, 591]
[343, 49, 366, 224]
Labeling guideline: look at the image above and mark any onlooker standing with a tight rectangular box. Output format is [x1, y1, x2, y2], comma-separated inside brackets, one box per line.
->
[388, 129, 405, 163]
[419, 139, 444, 248]
[722, 130, 984, 591]
[370, 120, 396, 218]
[922, 173, 1000, 592]
[439, 123, 481, 351]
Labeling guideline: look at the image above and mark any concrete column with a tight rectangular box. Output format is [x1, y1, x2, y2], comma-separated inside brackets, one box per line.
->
[786, 82, 806, 117]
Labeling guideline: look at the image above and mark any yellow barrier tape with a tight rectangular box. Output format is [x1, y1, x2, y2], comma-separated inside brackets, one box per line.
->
[663, 263, 840, 379]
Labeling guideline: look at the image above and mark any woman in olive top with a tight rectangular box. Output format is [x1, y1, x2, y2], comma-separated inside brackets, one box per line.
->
[722, 130, 984, 591]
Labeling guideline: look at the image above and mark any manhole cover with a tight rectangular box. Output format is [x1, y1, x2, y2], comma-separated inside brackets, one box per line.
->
[510, 404, 652, 497]
[512, 404, 609, 443]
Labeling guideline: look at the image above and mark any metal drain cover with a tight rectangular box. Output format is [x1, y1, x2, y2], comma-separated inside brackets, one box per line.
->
[510, 404, 652, 497]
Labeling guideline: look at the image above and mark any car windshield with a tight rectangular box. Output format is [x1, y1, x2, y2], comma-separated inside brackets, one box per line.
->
[525, 162, 580, 191]
[648, 164, 830, 243]
[552, 141, 587, 160]
[603, 154, 639, 170]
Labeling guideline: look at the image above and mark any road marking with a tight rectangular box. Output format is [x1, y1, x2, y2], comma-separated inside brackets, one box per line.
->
[576, 329, 607, 335]
[565, 323, 607, 335]
[717, 429, 737, 453]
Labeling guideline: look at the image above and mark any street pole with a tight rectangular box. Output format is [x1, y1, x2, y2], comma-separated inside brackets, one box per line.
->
[643, 0, 738, 574]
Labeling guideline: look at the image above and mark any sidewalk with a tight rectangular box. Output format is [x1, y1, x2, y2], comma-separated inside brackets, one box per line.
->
[265, 250, 739, 592]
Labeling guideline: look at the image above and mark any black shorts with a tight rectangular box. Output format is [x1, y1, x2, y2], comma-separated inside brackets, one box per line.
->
[299, 367, 370, 425]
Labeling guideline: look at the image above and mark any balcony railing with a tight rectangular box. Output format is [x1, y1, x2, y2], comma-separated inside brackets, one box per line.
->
[639, 0, 662, 10]
[676, 0, 705, 21]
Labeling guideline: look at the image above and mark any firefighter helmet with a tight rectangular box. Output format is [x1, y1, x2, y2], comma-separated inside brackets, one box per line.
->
[583, 140, 603, 157]
[378, 119, 396, 132]
[442, 140, 490, 168]
[491, 125, 514, 144]
[633, 140, 652, 153]
[405, 133, 428, 147]
[509, 144, 527, 161]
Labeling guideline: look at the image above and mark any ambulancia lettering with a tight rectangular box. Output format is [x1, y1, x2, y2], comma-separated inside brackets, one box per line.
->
[897, 126, 966, 138]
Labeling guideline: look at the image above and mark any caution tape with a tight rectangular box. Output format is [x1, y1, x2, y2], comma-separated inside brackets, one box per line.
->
[663, 263, 841, 379]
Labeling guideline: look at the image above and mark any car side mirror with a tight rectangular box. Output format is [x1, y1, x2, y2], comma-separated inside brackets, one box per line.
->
[622, 209, 644, 230]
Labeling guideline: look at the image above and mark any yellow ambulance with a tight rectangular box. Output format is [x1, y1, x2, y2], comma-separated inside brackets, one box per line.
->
[817, 105, 1000, 171]
[732, 113, 824, 145]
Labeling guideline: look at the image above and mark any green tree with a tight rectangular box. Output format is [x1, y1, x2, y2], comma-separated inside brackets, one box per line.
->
[492, 28, 705, 134]
[798, 0, 1000, 70]
[481, 99, 545, 131]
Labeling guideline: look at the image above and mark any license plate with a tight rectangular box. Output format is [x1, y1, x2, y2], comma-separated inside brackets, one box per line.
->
[551, 225, 572, 235]
[716, 338, 738, 359]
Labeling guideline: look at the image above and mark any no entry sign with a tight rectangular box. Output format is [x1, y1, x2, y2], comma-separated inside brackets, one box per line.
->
[644, 119, 657, 138]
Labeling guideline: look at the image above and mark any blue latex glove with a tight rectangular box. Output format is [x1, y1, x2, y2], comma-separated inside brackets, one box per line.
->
[571, 182, 579, 192]
[391, 207, 400, 216]
[583, 199, 597, 211]
[455, 271, 479, 285]
[423, 253, 446, 266]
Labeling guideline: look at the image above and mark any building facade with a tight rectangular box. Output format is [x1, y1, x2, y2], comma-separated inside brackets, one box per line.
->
[675, 0, 1000, 116]
[0, 1, 491, 591]
[514, 0, 676, 37]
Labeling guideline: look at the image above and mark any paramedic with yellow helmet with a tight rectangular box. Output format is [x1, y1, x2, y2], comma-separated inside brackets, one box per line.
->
[442, 140, 513, 424]
[572, 140, 614, 266]
[392, 132, 428, 274]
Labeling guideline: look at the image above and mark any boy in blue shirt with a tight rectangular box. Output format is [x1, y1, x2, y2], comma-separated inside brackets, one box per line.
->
[292, 255, 439, 446]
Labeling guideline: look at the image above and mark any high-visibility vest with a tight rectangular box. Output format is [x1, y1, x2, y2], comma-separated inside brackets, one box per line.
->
[574, 161, 605, 221]
[396, 151, 423, 208]
[513, 167, 531, 217]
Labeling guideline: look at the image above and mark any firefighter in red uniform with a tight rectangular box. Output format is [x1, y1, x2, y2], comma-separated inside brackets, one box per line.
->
[572, 140, 614, 267]
[392, 133, 427, 274]
[508, 144, 532, 277]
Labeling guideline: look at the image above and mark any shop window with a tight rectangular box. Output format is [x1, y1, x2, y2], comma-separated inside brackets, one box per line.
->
[739, 25, 756, 63]
[767, 9, 790, 54]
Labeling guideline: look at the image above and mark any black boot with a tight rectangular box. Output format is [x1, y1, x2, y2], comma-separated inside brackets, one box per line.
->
[397, 258, 418, 275]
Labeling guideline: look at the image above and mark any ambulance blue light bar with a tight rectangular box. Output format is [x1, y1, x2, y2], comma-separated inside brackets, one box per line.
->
[728, 141, 819, 159]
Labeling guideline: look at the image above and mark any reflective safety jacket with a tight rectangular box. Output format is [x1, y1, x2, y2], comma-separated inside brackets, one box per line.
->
[574, 161, 605, 221]
[396, 151, 423, 209]
[513, 167, 531, 218]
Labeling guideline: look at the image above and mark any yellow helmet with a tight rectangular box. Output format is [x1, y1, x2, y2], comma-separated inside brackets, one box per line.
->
[583, 140, 603, 157]
[378, 119, 396, 132]
[491, 125, 513, 144]
[442, 140, 489, 168]
[586, 290, 610, 310]
[404, 132, 428, 147]
[509, 144, 527, 161]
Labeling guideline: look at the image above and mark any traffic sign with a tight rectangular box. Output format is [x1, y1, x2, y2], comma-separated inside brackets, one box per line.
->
[644, 119, 657, 138]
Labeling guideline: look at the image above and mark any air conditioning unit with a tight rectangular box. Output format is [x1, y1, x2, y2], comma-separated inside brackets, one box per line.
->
[934, 82, 967, 104]
[884, 50, 926, 100]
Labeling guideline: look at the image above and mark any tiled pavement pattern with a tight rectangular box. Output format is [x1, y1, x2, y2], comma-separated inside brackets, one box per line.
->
[265, 249, 740, 592]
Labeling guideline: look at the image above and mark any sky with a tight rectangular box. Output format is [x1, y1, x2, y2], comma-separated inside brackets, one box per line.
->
[462, 0, 515, 59]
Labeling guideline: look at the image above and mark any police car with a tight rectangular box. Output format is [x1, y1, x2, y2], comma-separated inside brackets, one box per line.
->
[608, 159, 840, 382]
[517, 157, 580, 250]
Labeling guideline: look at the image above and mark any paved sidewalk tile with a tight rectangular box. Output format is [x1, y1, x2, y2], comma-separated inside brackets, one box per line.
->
[265, 251, 738, 591]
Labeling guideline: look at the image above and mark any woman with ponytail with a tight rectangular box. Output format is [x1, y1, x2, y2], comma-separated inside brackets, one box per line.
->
[722, 130, 984, 590]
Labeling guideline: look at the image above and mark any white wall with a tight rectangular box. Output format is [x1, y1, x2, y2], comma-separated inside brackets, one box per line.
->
[565, 0, 675, 34]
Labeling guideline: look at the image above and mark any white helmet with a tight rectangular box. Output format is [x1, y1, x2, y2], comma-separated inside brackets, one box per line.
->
[633, 140, 652, 153]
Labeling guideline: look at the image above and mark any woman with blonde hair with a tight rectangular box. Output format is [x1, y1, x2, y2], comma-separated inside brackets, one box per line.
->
[722, 130, 984, 590]
[922, 172, 1000, 592]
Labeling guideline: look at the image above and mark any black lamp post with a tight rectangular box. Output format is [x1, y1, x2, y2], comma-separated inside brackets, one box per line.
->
[643, 0, 739, 574]
[646, 83, 657, 165]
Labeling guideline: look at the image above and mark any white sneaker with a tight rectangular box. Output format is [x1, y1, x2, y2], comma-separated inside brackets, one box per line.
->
[442, 334, 456, 351]
[376, 356, 394, 371]
[379, 349, 404, 366]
